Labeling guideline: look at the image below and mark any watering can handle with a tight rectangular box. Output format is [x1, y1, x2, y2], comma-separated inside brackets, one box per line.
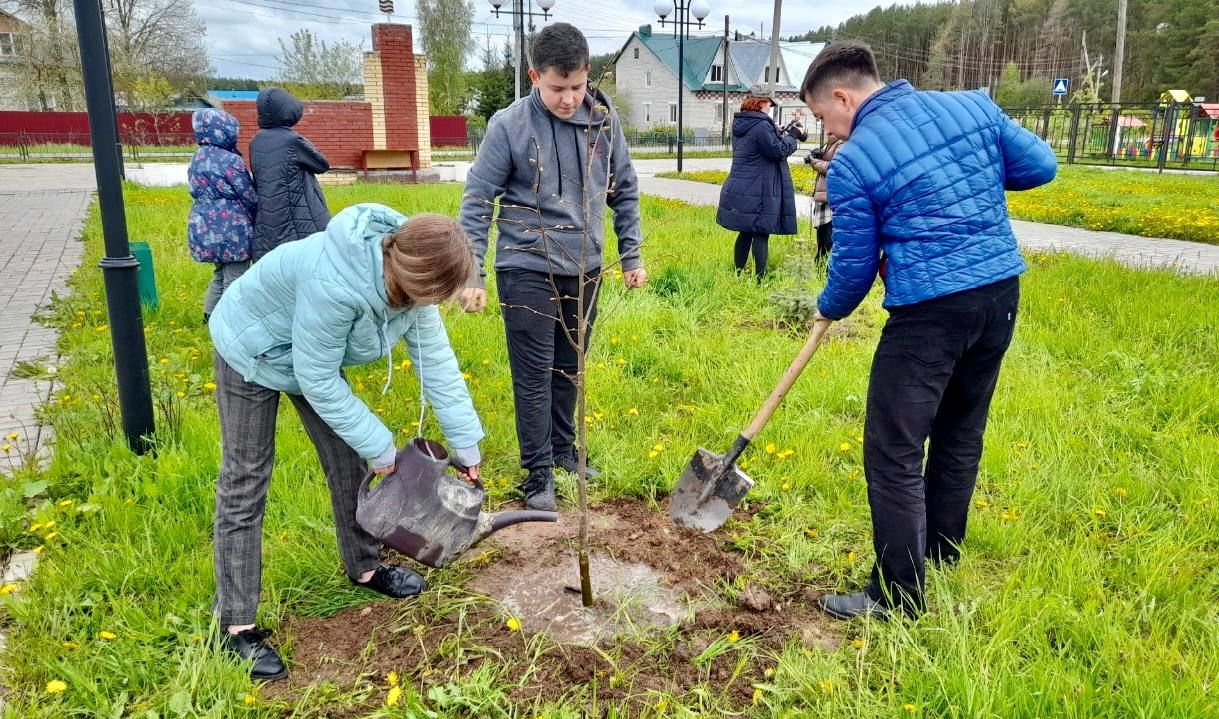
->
[449, 458, 485, 491]
[742, 318, 832, 441]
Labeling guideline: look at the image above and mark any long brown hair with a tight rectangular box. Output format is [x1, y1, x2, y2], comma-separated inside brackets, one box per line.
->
[382, 214, 474, 307]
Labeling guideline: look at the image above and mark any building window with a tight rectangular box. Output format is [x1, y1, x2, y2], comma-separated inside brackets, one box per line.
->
[633, 48, 639, 59]
[0, 32, 23, 57]
[644, 102, 651, 123]
[645, 71, 651, 88]
[669, 102, 678, 122]
[711, 64, 723, 82]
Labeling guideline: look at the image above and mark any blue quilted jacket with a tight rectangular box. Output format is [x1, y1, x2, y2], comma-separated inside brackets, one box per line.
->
[187, 109, 256, 263]
[817, 81, 1057, 320]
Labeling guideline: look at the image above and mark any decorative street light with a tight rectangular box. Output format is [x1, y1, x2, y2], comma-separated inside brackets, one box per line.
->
[655, 0, 711, 172]
[490, 0, 557, 99]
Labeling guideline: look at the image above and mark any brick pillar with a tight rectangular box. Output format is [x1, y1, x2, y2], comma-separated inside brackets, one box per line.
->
[414, 55, 432, 168]
[363, 50, 387, 150]
[371, 23, 426, 166]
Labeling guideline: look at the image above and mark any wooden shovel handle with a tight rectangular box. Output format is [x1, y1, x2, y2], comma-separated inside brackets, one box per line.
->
[743, 319, 832, 440]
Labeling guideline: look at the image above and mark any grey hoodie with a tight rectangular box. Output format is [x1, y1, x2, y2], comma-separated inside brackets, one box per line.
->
[458, 88, 642, 286]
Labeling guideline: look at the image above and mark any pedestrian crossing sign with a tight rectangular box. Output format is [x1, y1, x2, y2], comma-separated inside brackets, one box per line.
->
[1053, 78, 1070, 96]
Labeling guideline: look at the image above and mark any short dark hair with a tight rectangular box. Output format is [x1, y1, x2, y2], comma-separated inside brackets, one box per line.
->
[531, 22, 590, 75]
[800, 41, 880, 101]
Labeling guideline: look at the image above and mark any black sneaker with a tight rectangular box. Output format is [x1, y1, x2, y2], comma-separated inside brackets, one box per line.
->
[220, 628, 288, 681]
[351, 564, 427, 599]
[554, 451, 601, 479]
[819, 592, 892, 621]
[520, 467, 557, 511]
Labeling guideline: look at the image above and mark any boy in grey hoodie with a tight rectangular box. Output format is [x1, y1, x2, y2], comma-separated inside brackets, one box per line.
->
[458, 23, 646, 511]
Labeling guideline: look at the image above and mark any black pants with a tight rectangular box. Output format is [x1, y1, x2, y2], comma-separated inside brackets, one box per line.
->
[733, 232, 770, 281]
[497, 269, 600, 470]
[863, 277, 1020, 614]
[815, 222, 833, 262]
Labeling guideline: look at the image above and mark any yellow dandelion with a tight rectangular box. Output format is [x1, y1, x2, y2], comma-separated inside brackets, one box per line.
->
[627, 407, 640, 416]
[975, 499, 991, 509]
[99, 631, 117, 640]
[631, 335, 639, 341]
[839, 442, 852, 452]
[765, 443, 776, 454]
[1093, 508, 1106, 518]
[847, 551, 857, 563]
[44, 521, 55, 530]
[653, 443, 665, 452]
[856, 435, 864, 443]
[243, 694, 256, 706]
[4, 432, 17, 441]
[46, 679, 67, 694]
[752, 687, 763, 705]
[175, 391, 185, 398]
[0, 583, 18, 597]
[95, 324, 108, 332]
[727, 630, 740, 642]
[204, 382, 216, 391]
[32, 545, 44, 555]
[386, 685, 403, 706]
[819, 679, 833, 694]
[903, 704, 917, 712]
[1, 444, 11, 453]
[1113, 487, 1127, 498]
[63, 641, 80, 650]
[610, 336, 620, 345]
[648, 450, 659, 459]
[506, 616, 522, 632]
[852, 639, 864, 650]
[43, 532, 58, 541]
[778, 449, 795, 459]
[387, 671, 399, 687]
[91, 393, 101, 401]
[462, 372, 472, 380]
[763, 666, 775, 678]
[654, 698, 668, 710]
[159, 358, 169, 365]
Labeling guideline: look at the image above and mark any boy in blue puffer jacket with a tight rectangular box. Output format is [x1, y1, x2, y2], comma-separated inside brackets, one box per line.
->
[187, 108, 257, 322]
[799, 41, 1057, 619]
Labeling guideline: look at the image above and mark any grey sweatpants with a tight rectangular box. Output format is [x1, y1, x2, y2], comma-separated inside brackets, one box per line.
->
[212, 353, 380, 627]
[203, 261, 250, 318]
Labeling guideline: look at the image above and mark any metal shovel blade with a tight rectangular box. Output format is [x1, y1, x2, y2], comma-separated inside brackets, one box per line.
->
[669, 447, 755, 532]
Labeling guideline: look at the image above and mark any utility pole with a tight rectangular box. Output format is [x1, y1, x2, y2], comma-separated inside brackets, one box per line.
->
[1112, 0, 1127, 104]
[513, 0, 522, 99]
[722, 14, 729, 147]
[73, 0, 155, 454]
[766, 0, 782, 97]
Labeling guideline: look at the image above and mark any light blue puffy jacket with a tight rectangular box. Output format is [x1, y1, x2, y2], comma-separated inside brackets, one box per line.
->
[209, 203, 484, 465]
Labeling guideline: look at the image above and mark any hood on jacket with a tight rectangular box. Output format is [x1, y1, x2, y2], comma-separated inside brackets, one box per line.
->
[192, 108, 239, 150]
[257, 87, 304, 129]
[322, 202, 407, 313]
[732, 111, 773, 138]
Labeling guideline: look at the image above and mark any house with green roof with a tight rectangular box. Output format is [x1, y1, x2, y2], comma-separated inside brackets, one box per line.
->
[610, 25, 823, 137]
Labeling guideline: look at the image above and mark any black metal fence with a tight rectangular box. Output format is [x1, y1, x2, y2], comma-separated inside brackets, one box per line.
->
[0, 131, 197, 162]
[1005, 101, 1219, 172]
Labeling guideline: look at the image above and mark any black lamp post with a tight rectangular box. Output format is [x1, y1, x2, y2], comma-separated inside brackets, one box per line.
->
[655, 0, 711, 172]
[73, 0, 155, 454]
[489, 0, 556, 99]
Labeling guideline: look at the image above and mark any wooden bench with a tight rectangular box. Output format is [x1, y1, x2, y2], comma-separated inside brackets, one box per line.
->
[360, 148, 420, 181]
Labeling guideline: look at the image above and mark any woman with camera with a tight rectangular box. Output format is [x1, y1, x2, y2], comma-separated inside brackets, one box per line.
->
[716, 85, 807, 283]
[807, 133, 845, 262]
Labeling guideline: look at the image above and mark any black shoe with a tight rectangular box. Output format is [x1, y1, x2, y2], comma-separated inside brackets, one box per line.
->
[520, 467, 557, 511]
[352, 564, 427, 599]
[220, 628, 288, 681]
[819, 592, 892, 621]
[554, 451, 601, 479]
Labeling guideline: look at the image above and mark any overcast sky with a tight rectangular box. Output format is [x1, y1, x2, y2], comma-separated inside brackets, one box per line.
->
[200, 0, 904, 80]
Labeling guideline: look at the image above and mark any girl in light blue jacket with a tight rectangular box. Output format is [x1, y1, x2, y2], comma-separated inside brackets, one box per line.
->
[207, 203, 483, 681]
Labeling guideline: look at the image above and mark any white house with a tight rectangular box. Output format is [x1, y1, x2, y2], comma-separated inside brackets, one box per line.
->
[610, 25, 825, 137]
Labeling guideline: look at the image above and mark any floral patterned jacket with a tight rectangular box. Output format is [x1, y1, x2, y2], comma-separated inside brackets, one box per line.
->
[187, 109, 257, 263]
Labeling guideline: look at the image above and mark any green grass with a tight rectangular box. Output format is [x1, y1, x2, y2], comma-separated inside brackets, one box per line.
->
[2, 183, 1218, 717]
[658, 165, 1219, 245]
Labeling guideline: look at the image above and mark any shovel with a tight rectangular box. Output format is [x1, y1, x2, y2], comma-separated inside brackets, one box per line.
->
[670, 319, 832, 532]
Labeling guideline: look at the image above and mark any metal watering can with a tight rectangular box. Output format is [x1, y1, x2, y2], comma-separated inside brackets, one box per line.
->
[356, 438, 558, 568]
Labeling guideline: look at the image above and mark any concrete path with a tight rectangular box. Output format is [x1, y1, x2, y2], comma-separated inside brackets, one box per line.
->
[636, 174, 1219, 276]
[0, 166, 95, 471]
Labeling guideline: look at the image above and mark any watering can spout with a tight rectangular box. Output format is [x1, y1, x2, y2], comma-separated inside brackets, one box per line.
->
[472, 510, 559, 545]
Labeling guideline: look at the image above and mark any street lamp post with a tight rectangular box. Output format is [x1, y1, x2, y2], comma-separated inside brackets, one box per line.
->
[489, 0, 556, 100]
[655, 0, 711, 172]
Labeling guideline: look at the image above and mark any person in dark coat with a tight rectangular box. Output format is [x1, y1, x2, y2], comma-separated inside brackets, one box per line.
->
[716, 85, 807, 282]
[248, 87, 330, 260]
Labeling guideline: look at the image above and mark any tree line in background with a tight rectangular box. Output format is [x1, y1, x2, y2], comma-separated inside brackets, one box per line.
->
[792, 0, 1219, 106]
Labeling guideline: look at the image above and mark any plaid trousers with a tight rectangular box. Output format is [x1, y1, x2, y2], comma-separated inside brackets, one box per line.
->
[212, 352, 381, 627]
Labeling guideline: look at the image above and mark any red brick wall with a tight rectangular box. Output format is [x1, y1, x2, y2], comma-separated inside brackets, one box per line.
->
[222, 100, 374, 169]
[372, 24, 420, 150]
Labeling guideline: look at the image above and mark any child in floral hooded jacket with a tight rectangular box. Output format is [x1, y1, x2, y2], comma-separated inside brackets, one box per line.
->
[188, 108, 258, 322]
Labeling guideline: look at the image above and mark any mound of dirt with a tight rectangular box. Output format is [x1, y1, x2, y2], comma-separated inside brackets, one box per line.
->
[268, 498, 840, 713]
